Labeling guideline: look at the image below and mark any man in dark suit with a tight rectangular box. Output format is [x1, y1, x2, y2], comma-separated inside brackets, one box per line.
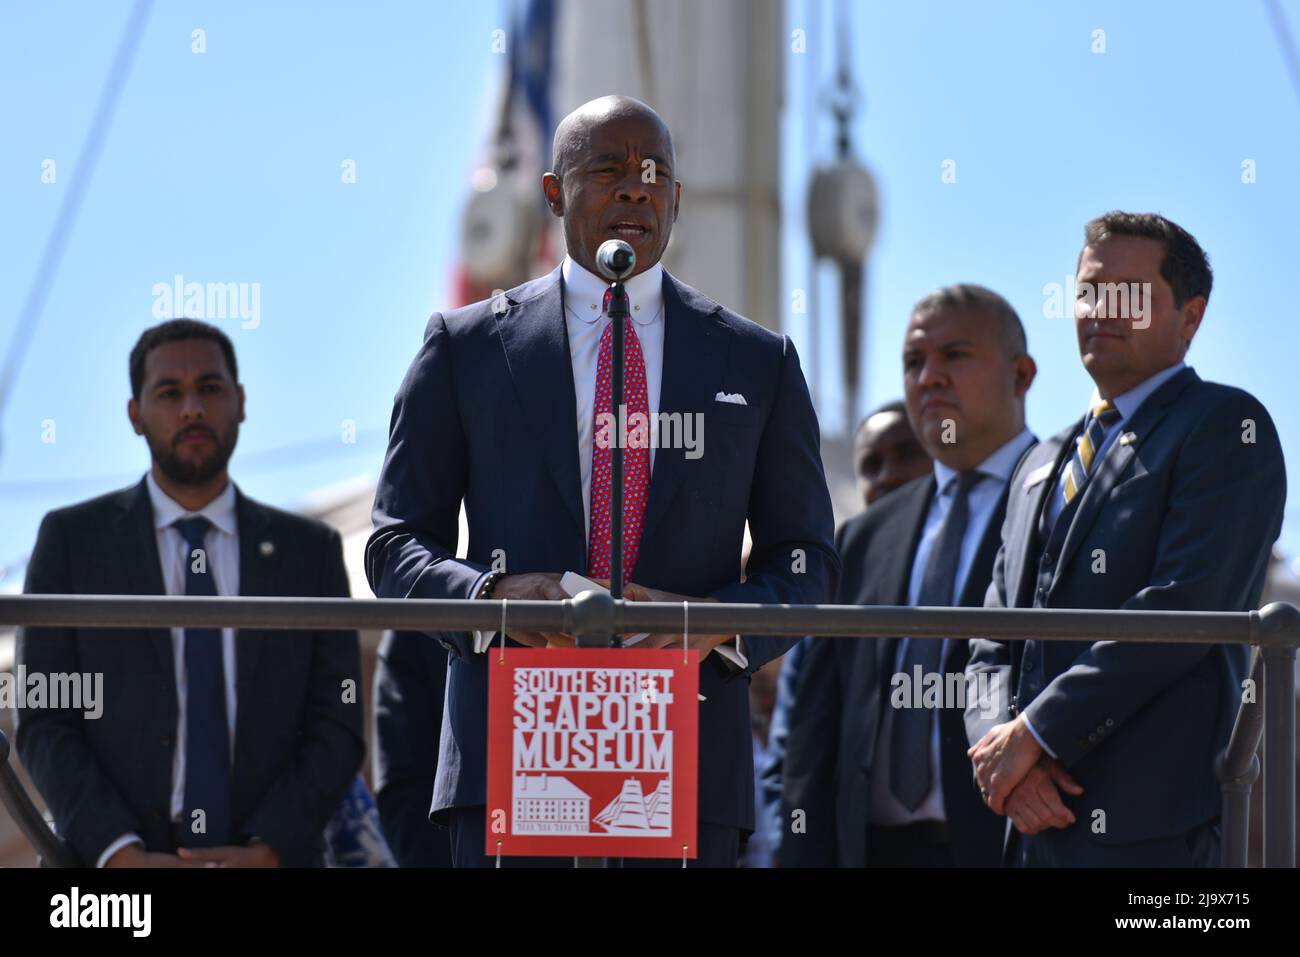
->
[16, 319, 364, 868]
[781, 285, 1037, 867]
[761, 399, 931, 862]
[372, 630, 452, 867]
[966, 212, 1287, 867]
[366, 95, 838, 867]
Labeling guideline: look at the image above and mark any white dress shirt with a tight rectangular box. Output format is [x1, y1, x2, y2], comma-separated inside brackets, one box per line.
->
[97, 472, 240, 866]
[562, 254, 665, 542]
[1025, 361, 1187, 758]
[870, 427, 1036, 826]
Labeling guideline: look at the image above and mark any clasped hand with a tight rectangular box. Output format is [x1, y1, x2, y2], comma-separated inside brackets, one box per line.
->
[968, 715, 1084, 835]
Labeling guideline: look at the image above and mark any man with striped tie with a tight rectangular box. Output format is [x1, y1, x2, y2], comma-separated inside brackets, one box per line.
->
[964, 212, 1287, 867]
[367, 96, 837, 867]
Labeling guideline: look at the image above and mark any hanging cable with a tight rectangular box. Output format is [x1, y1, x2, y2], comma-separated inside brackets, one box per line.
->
[0, 0, 155, 459]
[1264, 0, 1300, 110]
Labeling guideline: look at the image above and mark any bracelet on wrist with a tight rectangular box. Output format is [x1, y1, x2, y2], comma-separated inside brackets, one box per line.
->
[477, 570, 506, 600]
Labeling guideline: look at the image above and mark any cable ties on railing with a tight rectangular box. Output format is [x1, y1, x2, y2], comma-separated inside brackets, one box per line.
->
[498, 598, 507, 664]
[682, 600, 689, 664]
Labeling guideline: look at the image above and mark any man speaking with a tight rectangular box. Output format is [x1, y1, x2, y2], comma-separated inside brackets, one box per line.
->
[366, 95, 838, 866]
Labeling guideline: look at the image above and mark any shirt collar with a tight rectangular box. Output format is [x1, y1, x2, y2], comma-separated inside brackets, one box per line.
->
[1088, 361, 1186, 422]
[561, 254, 664, 326]
[145, 470, 238, 537]
[932, 427, 1036, 495]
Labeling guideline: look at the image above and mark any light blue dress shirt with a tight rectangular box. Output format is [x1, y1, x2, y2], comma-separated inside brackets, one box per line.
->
[1042, 362, 1187, 531]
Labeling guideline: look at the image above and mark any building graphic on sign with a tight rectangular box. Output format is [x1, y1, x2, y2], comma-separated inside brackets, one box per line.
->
[593, 778, 672, 835]
[513, 774, 591, 834]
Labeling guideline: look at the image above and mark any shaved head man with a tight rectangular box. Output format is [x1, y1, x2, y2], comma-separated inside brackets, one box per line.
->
[369, 94, 837, 867]
[543, 95, 680, 279]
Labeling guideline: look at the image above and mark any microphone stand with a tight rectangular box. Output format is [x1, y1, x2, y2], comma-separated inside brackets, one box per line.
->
[605, 278, 630, 648]
[571, 274, 630, 870]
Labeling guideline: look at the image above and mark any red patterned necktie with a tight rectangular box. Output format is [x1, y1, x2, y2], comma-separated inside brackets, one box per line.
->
[587, 288, 651, 586]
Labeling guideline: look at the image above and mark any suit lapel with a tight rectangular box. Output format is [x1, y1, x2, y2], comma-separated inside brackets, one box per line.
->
[841, 478, 935, 770]
[874, 478, 936, 680]
[1011, 436, 1075, 607]
[1052, 368, 1198, 587]
[495, 265, 585, 536]
[943, 480, 1016, 675]
[112, 478, 173, 670]
[641, 272, 730, 538]
[957, 483, 1010, 608]
[234, 488, 275, 687]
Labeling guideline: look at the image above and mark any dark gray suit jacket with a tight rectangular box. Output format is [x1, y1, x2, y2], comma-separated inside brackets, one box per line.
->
[16, 478, 365, 867]
[365, 264, 839, 834]
[781, 474, 1012, 867]
[966, 368, 1286, 861]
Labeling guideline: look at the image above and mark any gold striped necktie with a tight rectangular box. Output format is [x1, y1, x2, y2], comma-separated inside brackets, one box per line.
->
[1062, 400, 1122, 506]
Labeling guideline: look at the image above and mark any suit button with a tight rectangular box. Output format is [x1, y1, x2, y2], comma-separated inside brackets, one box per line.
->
[1105, 718, 1114, 727]
[1042, 552, 1053, 565]
[1087, 733, 1097, 742]
[1023, 660, 1034, 673]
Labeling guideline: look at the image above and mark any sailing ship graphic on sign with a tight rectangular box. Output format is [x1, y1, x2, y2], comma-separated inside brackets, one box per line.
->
[593, 778, 672, 835]
[512, 774, 671, 836]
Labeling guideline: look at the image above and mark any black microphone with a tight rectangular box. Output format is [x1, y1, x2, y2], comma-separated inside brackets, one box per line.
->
[595, 239, 636, 280]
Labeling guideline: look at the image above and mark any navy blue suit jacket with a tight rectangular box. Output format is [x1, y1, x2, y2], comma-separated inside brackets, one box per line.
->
[965, 368, 1286, 858]
[365, 264, 838, 833]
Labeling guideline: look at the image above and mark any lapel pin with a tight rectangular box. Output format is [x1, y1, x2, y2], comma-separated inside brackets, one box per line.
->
[1120, 432, 1137, 446]
[259, 540, 275, 557]
[1022, 462, 1054, 490]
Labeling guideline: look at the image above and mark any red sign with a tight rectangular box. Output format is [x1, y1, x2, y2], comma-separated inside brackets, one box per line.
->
[486, 648, 699, 859]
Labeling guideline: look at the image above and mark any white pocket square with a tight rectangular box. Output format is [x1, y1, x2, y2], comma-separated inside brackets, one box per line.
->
[714, 392, 747, 405]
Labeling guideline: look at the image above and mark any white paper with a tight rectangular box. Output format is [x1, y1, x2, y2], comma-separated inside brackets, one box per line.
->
[559, 572, 650, 644]
[560, 572, 706, 700]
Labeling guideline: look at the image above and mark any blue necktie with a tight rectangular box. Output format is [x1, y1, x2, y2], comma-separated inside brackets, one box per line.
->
[173, 515, 231, 846]
[891, 471, 984, 811]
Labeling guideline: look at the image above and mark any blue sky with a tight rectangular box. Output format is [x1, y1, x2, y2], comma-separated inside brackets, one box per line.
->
[2, 0, 1297, 588]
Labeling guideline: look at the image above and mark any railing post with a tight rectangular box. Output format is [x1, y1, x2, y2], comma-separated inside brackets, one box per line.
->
[1216, 752, 1259, 868]
[1259, 603, 1299, 868]
[569, 588, 615, 868]
[1217, 649, 1264, 867]
[0, 730, 80, 867]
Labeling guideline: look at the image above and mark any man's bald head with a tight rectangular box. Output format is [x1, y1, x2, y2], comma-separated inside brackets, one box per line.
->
[551, 95, 676, 184]
[542, 95, 681, 278]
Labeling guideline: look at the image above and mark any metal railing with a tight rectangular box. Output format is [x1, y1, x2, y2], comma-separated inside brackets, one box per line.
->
[1, 594, 1296, 867]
